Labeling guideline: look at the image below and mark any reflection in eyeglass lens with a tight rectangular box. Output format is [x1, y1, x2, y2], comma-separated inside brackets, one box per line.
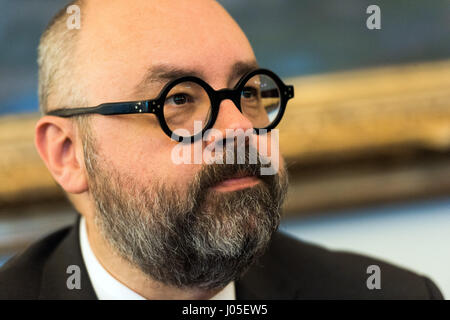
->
[241, 75, 281, 128]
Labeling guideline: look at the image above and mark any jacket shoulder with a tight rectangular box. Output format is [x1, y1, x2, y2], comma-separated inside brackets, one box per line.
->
[239, 231, 443, 299]
[0, 226, 72, 299]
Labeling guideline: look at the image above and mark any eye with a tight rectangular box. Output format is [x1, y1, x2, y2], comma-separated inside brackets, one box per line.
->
[165, 93, 193, 106]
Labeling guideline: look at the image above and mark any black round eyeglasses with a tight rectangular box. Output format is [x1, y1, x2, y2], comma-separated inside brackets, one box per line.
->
[47, 68, 294, 143]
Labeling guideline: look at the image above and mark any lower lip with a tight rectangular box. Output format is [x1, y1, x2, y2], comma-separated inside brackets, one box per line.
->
[212, 176, 260, 192]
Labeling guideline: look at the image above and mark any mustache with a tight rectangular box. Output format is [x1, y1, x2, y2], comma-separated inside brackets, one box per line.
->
[194, 141, 276, 191]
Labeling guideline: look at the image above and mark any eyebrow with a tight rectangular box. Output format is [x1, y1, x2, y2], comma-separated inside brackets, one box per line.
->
[133, 60, 259, 96]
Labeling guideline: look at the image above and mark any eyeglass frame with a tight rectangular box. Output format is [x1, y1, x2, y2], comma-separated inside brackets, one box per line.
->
[46, 68, 294, 143]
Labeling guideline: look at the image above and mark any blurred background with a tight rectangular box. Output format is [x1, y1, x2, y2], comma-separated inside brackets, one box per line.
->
[0, 0, 449, 298]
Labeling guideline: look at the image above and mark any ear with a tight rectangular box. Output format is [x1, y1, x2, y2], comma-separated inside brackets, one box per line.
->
[35, 116, 88, 194]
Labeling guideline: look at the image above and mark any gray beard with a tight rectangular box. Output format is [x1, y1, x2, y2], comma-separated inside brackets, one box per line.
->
[84, 139, 288, 290]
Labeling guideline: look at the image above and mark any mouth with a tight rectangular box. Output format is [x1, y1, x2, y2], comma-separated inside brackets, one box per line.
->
[211, 173, 260, 192]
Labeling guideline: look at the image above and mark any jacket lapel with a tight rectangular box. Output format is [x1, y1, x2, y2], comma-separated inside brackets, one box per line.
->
[39, 215, 97, 299]
[235, 233, 299, 299]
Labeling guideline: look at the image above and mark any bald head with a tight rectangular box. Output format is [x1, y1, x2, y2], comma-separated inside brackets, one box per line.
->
[78, 0, 255, 105]
[39, 0, 256, 113]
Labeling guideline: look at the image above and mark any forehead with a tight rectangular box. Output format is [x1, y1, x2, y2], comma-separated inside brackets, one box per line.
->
[77, 0, 256, 103]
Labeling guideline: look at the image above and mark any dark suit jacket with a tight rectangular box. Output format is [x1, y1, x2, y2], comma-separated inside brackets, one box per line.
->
[0, 215, 444, 299]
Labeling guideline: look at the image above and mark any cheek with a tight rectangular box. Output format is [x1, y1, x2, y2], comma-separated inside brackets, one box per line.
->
[92, 119, 201, 187]
[158, 142, 204, 187]
[254, 133, 279, 158]
[142, 144, 202, 187]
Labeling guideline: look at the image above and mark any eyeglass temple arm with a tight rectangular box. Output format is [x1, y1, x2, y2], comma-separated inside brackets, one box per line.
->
[46, 99, 161, 117]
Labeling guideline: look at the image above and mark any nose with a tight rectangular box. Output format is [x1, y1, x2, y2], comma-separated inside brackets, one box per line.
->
[213, 92, 254, 133]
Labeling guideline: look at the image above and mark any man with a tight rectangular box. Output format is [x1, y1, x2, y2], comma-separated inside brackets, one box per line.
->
[0, 0, 443, 300]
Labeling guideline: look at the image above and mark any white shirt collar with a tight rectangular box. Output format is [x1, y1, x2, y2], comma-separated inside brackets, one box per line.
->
[79, 216, 236, 300]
